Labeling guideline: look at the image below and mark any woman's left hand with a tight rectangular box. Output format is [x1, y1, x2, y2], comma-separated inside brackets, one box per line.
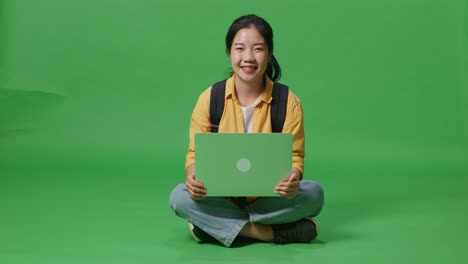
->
[274, 168, 301, 198]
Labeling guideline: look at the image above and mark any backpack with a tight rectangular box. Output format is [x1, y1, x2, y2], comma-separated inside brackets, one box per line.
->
[209, 79, 289, 133]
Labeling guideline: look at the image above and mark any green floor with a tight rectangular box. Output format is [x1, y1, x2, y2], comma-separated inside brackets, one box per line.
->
[1, 162, 467, 264]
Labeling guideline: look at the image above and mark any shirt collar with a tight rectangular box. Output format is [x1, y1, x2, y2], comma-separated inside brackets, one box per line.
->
[225, 75, 274, 104]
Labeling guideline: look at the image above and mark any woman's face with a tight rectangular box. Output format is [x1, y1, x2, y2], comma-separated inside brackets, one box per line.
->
[229, 26, 270, 85]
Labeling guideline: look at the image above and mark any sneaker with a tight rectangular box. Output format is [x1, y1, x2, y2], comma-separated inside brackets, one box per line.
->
[188, 223, 217, 243]
[272, 218, 318, 244]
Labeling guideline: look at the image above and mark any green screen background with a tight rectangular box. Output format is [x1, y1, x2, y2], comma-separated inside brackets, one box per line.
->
[1, 0, 467, 172]
[1, 0, 467, 263]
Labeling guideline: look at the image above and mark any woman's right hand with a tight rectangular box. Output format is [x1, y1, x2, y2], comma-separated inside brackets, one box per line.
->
[185, 164, 207, 200]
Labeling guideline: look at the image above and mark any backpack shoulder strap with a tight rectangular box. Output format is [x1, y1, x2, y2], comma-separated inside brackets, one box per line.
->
[270, 82, 289, 133]
[210, 79, 288, 133]
[209, 79, 227, 133]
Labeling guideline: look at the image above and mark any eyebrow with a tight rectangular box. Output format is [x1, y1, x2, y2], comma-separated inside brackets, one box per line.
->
[233, 42, 265, 46]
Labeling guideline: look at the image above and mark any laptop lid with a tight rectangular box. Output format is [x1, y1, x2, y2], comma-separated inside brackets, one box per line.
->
[195, 133, 293, 196]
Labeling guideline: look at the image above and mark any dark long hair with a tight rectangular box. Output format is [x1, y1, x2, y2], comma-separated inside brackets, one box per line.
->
[225, 14, 282, 81]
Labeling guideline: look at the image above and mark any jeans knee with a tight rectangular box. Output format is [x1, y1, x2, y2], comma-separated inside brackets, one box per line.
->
[170, 184, 191, 217]
[300, 181, 325, 214]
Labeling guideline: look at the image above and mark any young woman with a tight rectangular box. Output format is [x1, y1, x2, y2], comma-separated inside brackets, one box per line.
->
[170, 14, 324, 247]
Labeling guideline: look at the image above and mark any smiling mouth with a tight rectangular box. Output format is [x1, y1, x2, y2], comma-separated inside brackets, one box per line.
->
[241, 66, 257, 73]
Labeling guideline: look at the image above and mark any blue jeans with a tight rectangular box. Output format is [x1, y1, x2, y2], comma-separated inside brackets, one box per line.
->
[169, 181, 324, 247]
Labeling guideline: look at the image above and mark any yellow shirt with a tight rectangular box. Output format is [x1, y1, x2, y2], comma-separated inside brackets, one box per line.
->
[185, 75, 305, 176]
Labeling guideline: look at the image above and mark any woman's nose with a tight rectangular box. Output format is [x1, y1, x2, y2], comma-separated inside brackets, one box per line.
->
[243, 51, 255, 62]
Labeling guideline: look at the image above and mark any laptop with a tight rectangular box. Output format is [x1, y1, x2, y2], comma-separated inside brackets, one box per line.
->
[195, 133, 293, 196]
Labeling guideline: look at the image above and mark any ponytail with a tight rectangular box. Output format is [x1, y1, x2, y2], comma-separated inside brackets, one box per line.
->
[266, 55, 282, 81]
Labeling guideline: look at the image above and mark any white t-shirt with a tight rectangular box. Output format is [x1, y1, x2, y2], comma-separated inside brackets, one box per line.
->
[240, 96, 262, 133]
